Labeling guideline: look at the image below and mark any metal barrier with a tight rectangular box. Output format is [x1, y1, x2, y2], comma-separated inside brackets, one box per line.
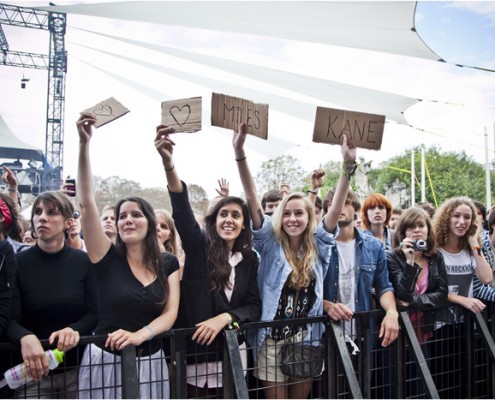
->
[1, 306, 495, 399]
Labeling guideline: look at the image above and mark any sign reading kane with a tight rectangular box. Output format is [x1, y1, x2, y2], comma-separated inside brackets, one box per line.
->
[211, 93, 269, 139]
[313, 106, 385, 150]
[161, 97, 202, 133]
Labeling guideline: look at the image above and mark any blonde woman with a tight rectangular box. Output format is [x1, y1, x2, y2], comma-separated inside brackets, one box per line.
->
[233, 123, 356, 399]
[155, 209, 185, 278]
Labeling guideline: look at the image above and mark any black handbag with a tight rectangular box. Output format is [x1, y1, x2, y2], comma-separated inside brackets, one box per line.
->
[279, 338, 324, 379]
[277, 286, 324, 379]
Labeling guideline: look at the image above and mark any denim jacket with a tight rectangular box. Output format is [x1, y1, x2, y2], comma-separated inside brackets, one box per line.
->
[324, 228, 393, 312]
[362, 226, 394, 251]
[247, 216, 337, 361]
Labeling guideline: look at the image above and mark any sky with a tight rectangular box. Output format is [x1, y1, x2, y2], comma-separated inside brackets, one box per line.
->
[1, 1, 495, 199]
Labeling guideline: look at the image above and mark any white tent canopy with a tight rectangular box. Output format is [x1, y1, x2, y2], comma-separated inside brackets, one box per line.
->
[76, 29, 417, 125]
[41, 1, 441, 60]
[0, 115, 44, 162]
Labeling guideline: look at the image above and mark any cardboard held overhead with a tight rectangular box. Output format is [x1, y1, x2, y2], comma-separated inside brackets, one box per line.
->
[161, 96, 202, 133]
[313, 106, 385, 150]
[211, 93, 269, 139]
[81, 97, 130, 128]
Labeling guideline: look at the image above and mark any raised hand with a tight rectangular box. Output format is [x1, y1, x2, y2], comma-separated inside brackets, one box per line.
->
[232, 122, 247, 153]
[154, 125, 176, 165]
[216, 178, 230, 197]
[76, 113, 97, 144]
[341, 134, 357, 164]
[310, 168, 325, 192]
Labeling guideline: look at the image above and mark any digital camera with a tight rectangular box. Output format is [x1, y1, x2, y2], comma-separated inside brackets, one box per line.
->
[412, 239, 427, 251]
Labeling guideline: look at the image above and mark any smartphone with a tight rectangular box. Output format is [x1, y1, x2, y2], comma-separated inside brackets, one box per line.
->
[66, 178, 76, 197]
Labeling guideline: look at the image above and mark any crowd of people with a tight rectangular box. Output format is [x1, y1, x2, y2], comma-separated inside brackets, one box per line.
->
[0, 115, 494, 399]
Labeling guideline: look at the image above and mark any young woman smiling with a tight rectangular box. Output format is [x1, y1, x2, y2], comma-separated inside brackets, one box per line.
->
[76, 113, 180, 399]
[430, 196, 493, 398]
[233, 122, 356, 399]
[154, 124, 261, 398]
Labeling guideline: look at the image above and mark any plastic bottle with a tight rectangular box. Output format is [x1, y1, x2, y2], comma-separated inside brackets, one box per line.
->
[0, 349, 64, 389]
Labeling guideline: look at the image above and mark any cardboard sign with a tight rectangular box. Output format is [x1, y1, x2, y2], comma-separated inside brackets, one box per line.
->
[81, 97, 130, 128]
[313, 106, 385, 150]
[211, 93, 269, 139]
[161, 97, 202, 133]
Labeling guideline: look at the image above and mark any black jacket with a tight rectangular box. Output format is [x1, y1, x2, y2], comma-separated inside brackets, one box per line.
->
[387, 250, 448, 309]
[169, 184, 261, 364]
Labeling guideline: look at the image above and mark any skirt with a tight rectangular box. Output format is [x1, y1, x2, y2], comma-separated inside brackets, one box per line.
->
[78, 343, 170, 399]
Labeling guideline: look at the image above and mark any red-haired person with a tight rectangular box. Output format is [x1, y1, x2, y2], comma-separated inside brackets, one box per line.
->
[361, 193, 395, 251]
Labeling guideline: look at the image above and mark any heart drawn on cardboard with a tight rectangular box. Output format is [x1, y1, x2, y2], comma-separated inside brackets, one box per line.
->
[170, 105, 191, 127]
[93, 105, 113, 117]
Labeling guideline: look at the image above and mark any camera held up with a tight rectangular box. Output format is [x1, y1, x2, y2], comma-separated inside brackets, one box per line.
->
[412, 239, 427, 251]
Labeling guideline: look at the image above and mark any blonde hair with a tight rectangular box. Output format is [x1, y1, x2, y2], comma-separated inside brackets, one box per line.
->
[433, 197, 478, 253]
[271, 192, 317, 289]
[155, 209, 181, 256]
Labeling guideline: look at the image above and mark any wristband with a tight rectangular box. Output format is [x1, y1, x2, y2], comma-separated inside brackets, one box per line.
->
[472, 245, 481, 256]
[7, 188, 17, 193]
[235, 157, 247, 162]
[342, 162, 358, 178]
[386, 310, 399, 318]
[165, 165, 175, 172]
[305, 189, 318, 194]
[224, 313, 233, 329]
[144, 325, 155, 340]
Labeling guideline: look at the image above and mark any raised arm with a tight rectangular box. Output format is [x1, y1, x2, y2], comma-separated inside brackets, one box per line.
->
[76, 113, 112, 263]
[155, 125, 183, 193]
[2, 166, 20, 211]
[323, 135, 356, 233]
[233, 123, 264, 230]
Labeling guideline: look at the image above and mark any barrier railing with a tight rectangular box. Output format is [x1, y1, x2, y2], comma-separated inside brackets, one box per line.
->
[1, 305, 495, 399]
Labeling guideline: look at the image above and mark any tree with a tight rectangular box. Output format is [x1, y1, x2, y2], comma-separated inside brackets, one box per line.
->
[255, 155, 306, 195]
[93, 176, 142, 212]
[188, 183, 209, 215]
[367, 146, 492, 208]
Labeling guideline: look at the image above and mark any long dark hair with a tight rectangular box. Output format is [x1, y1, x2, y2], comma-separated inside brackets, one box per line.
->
[203, 196, 253, 292]
[114, 197, 169, 304]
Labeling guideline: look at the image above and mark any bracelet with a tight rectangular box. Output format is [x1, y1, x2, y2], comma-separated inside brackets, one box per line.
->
[144, 325, 155, 340]
[165, 165, 175, 172]
[386, 310, 399, 318]
[342, 161, 358, 178]
[224, 313, 233, 329]
[7, 188, 17, 193]
[305, 189, 318, 195]
[472, 245, 481, 256]
[235, 157, 247, 162]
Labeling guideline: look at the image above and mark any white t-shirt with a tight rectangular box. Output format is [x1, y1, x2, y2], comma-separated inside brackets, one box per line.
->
[337, 240, 356, 337]
[439, 247, 476, 323]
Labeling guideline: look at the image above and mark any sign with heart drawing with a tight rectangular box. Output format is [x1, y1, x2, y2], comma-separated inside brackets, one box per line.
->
[81, 97, 130, 128]
[161, 97, 202, 133]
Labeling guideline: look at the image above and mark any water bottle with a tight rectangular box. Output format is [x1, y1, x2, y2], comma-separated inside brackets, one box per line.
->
[0, 349, 64, 389]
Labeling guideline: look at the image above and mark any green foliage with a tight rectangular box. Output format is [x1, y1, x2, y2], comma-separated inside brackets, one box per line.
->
[255, 155, 306, 194]
[188, 183, 209, 215]
[368, 145, 490, 208]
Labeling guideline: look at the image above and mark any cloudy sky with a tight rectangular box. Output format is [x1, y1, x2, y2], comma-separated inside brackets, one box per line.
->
[1, 1, 495, 198]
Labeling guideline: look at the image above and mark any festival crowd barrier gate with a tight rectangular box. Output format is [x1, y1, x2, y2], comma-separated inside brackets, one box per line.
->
[1, 304, 495, 399]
